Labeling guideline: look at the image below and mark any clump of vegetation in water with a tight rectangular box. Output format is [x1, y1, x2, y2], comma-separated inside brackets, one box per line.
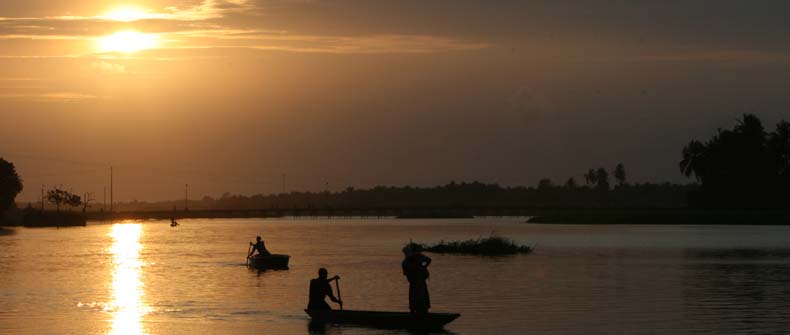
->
[408, 236, 532, 256]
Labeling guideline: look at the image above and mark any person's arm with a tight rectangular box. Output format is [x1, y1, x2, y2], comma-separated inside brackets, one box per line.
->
[326, 282, 342, 305]
[421, 254, 432, 267]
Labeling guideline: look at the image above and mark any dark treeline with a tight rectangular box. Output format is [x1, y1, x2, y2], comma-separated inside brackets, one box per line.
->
[4, 114, 788, 219]
[680, 114, 790, 209]
[111, 179, 692, 212]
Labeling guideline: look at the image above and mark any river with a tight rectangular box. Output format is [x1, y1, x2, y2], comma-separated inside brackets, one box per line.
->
[1, 218, 790, 334]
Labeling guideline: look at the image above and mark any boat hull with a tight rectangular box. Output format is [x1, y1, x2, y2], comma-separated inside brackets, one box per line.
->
[304, 309, 460, 330]
[248, 254, 290, 269]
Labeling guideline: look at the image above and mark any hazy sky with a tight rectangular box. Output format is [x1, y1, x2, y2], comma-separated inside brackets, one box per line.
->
[2, 1, 790, 202]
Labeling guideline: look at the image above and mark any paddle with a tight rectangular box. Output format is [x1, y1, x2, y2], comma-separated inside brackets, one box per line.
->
[246, 243, 252, 266]
[335, 277, 343, 310]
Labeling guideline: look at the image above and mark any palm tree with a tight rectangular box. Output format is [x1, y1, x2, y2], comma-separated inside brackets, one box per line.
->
[771, 121, 790, 163]
[595, 168, 610, 191]
[735, 113, 766, 142]
[614, 163, 626, 186]
[584, 169, 597, 186]
[679, 140, 706, 180]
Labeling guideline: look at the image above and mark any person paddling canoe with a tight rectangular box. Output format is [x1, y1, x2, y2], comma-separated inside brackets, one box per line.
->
[248, 235, 271, 257]
[308, 268, 342, 310]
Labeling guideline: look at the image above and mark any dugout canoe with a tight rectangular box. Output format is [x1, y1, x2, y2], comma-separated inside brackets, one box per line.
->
[305, 309, 460, 329]
[247, 254, 290, 269]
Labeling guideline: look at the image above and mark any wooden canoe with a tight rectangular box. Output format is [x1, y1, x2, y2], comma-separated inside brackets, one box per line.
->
[305, 309, 460, 329]
[247, 254, 290, 269]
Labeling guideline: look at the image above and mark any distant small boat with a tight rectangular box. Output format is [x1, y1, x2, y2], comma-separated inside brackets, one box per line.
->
[304, 309, 460, 330]
[248, 254, 290, 269]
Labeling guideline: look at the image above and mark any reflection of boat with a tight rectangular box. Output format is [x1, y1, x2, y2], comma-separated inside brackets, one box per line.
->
[247, 254, 290, 269]
[304, 309, 460, 330]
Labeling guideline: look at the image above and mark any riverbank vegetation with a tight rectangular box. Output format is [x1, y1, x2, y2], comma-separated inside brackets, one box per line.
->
[411, 236, 532, 256]
[680, 114, 790, 209]
[3, 114, 789, 225]
[87, 179, 692, 213]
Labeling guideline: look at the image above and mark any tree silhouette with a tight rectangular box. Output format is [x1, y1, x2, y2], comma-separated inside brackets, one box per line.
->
[47, 188, 81, 212]
[769, 121, 790, 183]
[584, 169, 597, 186]
[537, 178, 554, 190]
[680, 140, 706, 181]
[679, 114, 790, 208]
[614, 163, 626, 186]
[595, 168, 610, 191]
[0, 158, 23, 214]
[565, 177, 578, 189]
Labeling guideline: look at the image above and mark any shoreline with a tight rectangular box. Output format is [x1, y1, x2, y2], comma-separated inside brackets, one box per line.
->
[90, 208, 790, 225]
[7, 208, 790, 226]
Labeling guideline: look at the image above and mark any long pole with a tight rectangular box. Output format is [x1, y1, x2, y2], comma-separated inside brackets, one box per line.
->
[40, 185, 44, 211]
[335, 278, 343, 310]
[184, 184, 188, 212]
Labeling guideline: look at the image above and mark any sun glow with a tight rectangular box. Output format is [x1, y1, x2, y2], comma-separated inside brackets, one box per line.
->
[102, 6, 151, 22]
[97, 31, 159, 53]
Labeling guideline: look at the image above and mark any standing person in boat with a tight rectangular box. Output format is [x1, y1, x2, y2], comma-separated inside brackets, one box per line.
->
[402, 244, 432, 314]
[308, 268, 343, 310]
[248, 235, 271, 257]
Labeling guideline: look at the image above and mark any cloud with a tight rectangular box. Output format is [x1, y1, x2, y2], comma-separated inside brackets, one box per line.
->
[164, 30, 490, 53]
[91, 61, 126, 74]
[0, 92, 100, 102]
[0, 0, 489, 57]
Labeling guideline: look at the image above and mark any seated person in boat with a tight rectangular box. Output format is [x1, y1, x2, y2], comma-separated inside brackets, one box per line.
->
[402, 244, 431, 314]
[308, 268, 342, 310]
[248, 235, 271, 257]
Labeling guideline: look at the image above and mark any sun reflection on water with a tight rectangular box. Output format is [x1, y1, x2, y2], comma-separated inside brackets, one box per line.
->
[109, 224, 149, 335]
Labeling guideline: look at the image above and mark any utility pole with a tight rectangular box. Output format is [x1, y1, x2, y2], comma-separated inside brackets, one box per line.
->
[282, 174, 286, 194]
[40, 185, 44, 211]
[83, 192, 94, 213]
[184, 184, 189, 212]
[109, 166, 113, 214]
[103, 186, 106, 212]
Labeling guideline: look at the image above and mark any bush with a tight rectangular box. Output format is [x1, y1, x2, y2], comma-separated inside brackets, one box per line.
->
[411, 236, 532, 256]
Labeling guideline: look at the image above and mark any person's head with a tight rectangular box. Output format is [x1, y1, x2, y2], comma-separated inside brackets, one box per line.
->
[256, 236, 261, 242]
[402, 244, 414, 256]
[318, 267, 328, 279]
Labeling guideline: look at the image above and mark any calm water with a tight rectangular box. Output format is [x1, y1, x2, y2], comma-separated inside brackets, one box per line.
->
[2, 218, 790, 335]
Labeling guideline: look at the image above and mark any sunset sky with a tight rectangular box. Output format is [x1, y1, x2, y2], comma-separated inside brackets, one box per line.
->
[2, 1, 790, 202]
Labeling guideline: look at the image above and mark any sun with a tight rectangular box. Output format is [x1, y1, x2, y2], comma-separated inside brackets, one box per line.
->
[97, 31, 159, 53]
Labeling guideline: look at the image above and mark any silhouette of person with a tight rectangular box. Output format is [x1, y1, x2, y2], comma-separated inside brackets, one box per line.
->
[402, 245, 431, 314]
[249, 235, 271, 257]
[308, 268, 342, 310]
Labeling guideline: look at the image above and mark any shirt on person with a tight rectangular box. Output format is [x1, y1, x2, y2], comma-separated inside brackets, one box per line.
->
[252, 240, 271, 256]
[308, 278, 333, 309]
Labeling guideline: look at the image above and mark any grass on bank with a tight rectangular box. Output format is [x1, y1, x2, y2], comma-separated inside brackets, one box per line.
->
[410, 236, 532, 256]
